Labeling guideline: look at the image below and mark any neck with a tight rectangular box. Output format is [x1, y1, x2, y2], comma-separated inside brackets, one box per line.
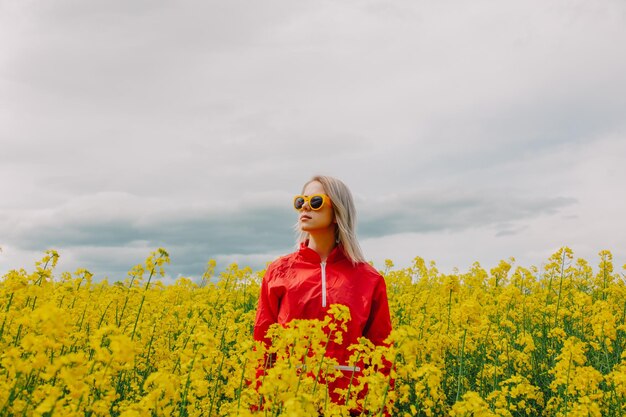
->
[306, 229, 337, 262]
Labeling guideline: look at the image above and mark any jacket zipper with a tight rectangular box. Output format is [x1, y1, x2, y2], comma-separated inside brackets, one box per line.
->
[321, 261, 327, 307]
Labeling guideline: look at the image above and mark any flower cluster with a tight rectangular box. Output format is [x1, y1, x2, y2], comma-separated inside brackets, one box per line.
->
[1, 247, 625, 416]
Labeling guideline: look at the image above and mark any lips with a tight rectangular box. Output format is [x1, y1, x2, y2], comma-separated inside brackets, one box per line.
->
[299, 215, 312, 221]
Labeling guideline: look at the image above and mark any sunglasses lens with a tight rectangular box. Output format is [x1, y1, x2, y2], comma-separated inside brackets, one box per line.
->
[294, 197, 305, 210]
[310, 195, 324, 209]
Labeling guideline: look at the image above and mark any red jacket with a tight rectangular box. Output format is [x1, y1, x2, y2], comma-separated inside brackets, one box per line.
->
[253, 242, 392, 405]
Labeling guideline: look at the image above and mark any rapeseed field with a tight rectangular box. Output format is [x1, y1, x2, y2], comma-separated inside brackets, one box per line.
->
[1, 247, 624, 416]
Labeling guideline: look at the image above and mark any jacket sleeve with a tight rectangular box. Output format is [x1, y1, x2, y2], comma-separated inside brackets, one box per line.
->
[252, 263, 283, 388]
[253, 263, 281, 347]
[362, 274, 392, 346]
[364, 274, 394, 417]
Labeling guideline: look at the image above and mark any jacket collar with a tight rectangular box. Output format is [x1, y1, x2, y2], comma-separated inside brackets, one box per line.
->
[298, 240, 347, 264]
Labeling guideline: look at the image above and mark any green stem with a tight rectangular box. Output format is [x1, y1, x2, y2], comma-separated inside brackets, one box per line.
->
[455, 328, 468, 403]
[447, 289, 453, 333]
[554, 251, 566, 328]
[235, 357, 249, 413]
[130, 268, 155, 341]
[563, 350, 573, 416]
[377, 352, 398, 417]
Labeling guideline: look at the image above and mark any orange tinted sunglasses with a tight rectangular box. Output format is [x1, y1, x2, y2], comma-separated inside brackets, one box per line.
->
[293, 194, 330, 211]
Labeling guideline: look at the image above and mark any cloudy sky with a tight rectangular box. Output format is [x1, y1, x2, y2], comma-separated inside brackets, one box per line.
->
[1, 0, 625, 283]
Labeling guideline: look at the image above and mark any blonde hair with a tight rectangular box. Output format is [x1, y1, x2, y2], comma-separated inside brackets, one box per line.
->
[295, 175, 366, 264]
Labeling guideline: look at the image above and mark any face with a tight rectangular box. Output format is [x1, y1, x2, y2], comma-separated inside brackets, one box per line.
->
[297, 181, 336, 234]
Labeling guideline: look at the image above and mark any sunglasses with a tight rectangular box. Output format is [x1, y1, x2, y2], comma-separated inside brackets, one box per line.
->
[293, 194, 330, 211]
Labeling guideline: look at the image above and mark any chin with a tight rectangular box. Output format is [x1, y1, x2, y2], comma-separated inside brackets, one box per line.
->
[300, 223, 321, 232]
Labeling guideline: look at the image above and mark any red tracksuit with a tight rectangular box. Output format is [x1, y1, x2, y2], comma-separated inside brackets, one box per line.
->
[253, 242, 393, 408]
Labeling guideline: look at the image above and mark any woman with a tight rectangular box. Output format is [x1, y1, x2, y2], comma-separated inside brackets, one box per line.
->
[253, 175, 392, 411]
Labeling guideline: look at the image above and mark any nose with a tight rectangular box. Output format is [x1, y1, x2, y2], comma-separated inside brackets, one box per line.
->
[301, 200, 311, 211]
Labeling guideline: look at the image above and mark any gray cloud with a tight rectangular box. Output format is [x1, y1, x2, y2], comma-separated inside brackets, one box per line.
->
[359, 191, 577, 236]
[2, 1, 625, 278]
[1, 185, 578, 279]
[0, 193, 296, 278]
